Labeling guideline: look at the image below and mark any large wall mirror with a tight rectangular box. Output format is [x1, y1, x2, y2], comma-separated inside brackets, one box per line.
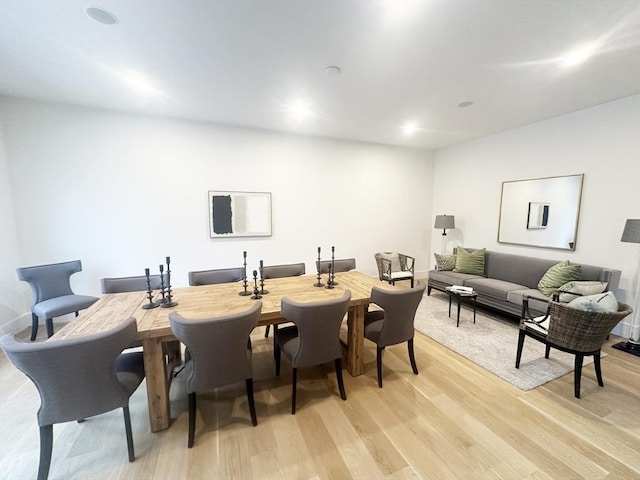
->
[497, 174, 584, 250]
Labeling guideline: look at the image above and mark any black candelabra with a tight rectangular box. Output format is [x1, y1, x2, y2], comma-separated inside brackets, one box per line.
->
[314, 246, 324, 287]
[239, 250, 251, 296]
[250, 270, 262, 300]
[161, 256, 178, 308]
[157, 264, 167, 305]
[328, 245, 338, 286]
[325, 263, 335, 289]
[142, 267, 159, 309]
[259, 259, 269, 295]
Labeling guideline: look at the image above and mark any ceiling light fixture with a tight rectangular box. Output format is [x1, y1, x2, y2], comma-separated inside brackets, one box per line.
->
[117, 71, 163, 97]
[286, 99, 313, 123]
[559, 42, 599, 67]
[324, 66, 342, 76]
[85, 7, 118, 25]
[402, 122, 417, 135]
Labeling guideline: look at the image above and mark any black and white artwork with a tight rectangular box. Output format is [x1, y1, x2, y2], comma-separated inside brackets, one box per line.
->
[208, 191, 271, 238]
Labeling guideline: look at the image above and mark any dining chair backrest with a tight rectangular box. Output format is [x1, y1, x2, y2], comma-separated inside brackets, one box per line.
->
[316, 258, 356, 274]
[16, 260, 83, 305]
[262, 263, 306, 279]
[369, 282, 426, 347]
[169, 301, 262, 392]
[101, 274, 163, 293]
[188, 267, 245, 286]
[280, 290, 351, 368]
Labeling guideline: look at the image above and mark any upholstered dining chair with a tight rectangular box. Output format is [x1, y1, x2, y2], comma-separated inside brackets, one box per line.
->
[101, 274, 163, 294]
[316, 258, 356, 274]
[374, 252, 415, 288]
[0, 316, 146, 480]
[169, 301, 262, 447]
[274, 291, 351, 414]
[16, 260, 99, 341]
[262, 262, 306, 337]
[516, 295, 632, 398]
[363, 282, 426, 387]
[188, 267, 245, 286]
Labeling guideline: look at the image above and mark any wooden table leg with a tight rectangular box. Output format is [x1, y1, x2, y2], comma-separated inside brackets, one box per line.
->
[346, 305, 365, 376]
[142, 337, 170, 432]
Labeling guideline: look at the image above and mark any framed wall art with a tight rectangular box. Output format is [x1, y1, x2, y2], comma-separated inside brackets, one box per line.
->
[208, 191, 272, 238]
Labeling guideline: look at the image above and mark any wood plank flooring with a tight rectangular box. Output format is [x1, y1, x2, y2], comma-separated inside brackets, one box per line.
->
[1, 322, 638, 479]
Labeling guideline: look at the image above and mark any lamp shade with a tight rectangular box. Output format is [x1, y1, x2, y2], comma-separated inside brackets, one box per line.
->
[621, 219, 640, 244]
[434, 215, 455, 230]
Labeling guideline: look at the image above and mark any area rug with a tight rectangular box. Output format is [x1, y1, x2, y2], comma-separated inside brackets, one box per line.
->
[413, 291, 595, 391]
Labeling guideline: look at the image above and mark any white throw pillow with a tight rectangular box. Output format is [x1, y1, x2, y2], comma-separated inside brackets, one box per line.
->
[379, 252, 401, 272]
[558, 280, 608, 302]
[567, 291, 618, 313]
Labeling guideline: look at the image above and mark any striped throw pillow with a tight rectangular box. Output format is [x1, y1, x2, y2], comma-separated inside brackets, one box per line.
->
[537, 261, 582, 297]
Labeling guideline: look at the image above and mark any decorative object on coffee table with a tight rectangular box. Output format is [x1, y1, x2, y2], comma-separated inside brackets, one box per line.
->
[613, 218, 640, 356]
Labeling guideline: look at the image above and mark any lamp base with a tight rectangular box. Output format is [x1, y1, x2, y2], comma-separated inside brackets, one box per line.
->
[612, 339, 640, 357]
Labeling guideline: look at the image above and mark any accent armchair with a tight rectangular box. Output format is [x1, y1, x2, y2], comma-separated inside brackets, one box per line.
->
[374, 252, 415, 288]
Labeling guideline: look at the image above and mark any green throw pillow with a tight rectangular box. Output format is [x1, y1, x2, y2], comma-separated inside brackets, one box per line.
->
[453, 248, 485, 275]
[434, 253, 456, 271]
[537, 261, 582, 297]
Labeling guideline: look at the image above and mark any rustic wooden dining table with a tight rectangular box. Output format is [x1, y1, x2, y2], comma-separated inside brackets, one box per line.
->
[52, 271, 394, 432]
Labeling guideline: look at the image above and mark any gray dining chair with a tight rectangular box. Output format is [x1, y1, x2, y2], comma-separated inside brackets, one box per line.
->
[169, 301, 262, 447]
[188, 267, 245, 286]
[364, 282, 426, 387]
[262, 262, 306, 337]
[274, 291, 351, 414]
[0, 317, 146, 480]
[16, 260, 99, 341]
[101, 274, 163, 294]
[316, 258, 356, 273]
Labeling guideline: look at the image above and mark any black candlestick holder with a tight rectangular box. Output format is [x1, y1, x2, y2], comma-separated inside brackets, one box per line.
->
[157, 265, 167, 304]
[251, 270, 262, 300]
[161, 257, 178, 308]
[325, 264, 335, 289]
[142, 268, 159, 309]
[329, 246, 339, 286]
[314, 247, 324, 287]
[259, 261, 269, 294]
[239, 251, 251, 296]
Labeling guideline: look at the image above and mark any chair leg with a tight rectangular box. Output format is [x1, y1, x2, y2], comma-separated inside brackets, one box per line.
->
[335, 358, 346, 400]
[408, 339, 418, 375]
[275, 341, 281, 376]
[545, 345, 551, 359]
[37, 424, 53, 480]
[264, 325, 270, 338]
[246, 378, 258, 426]
[427, 285, 432, 296]
[31, 312, 39, 341]
[574, 354, 584, 399]
[594, 351, 604, 387]
[291, 367, 297, 414]
[515, 330, 525, 368]
[376, 347, 384, 388]
[188, 392, 196, 448]
[410, 278, 414, 288]
[122, 406, 135, 462]
[46, 318, 54, 338]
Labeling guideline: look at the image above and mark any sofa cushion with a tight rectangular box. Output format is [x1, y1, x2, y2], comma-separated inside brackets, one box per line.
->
[463, 278, 526, 301]
[568, 291, 618, 312]
[434, 253, 456, 271]
[537, 261, 582, 296]
[454, 248, 486, 275]
[557, 280, 608, 302]
[507, 289, 550, 314]
[429, 270, 482, 285]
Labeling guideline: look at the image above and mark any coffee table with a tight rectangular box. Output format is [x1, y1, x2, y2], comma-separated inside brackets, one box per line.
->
[445, 287, 478, 327]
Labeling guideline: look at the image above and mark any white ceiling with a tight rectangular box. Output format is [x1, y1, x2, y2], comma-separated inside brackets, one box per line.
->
[1, 1, 639, 150]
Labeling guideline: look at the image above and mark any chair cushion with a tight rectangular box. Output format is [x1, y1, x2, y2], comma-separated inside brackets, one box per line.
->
[33, 294, 98, 319]
[537, 261, 582, 297]
[557, 281, 608, 302]
[275, 325, 300, 360]
[453, 248, 485, 275]
[568, 291, 618, 312]
[115, 352, 146, 395]
[363, 314, 384, 343]
[389, 271, 413, 280]
[434, 253, 456, 271]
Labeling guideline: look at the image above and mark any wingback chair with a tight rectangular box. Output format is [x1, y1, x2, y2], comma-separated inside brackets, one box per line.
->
[16, 260, 99, 341]
[188, 267, 245, 286]
[374, 252, 415, 288]
[274, 291, 351, 414]
[169, 301, 262, 447]
[261, 262, 306, 337]
[364, 282, 426, 387]
[0, 317, 146, 480]
[516, 295, 633, 398]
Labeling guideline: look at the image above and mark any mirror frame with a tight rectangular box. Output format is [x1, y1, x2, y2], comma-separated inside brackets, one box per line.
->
[497, 174, 584, 251]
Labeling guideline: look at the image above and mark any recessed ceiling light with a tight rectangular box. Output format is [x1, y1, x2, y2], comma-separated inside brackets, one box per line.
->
[85, 7, 118, 25]
[458, 101, 473, 108]
[559, 42, 598, 67]
[324, 66, 342, 76]
[285, 99, 313, 123]
[402, 122, 417, 135]
[117, 70, 163, 96]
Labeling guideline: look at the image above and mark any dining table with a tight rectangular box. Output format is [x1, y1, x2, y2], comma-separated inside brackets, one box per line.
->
[52, 270, 395, 432]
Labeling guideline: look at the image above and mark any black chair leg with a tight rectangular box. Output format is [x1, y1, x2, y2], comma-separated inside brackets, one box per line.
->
[31, 313, 39, 341]
[515, 330, 525, 368]
[246, 378, 258, 426]
[291, 367, 297, 414]
[38, 424, 53, 480]
[122, 406, 135, 462]
[574, 354, 584, 399]
[264, 325, 270, 338]
[376, 347, 384, 388]
[408, 339, 418, 374]
[545, 345, 551, 359]
[410, 278, 414, 288]
[335, 358, 346, 400]
[594, 351, 604, 387]
[46, 318, 54, 338]
[275, 342, 281, 376]
[188, 392, 196, 448]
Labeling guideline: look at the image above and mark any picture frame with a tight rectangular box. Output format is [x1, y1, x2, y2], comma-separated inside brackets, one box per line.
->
[208, 191, 272, 238]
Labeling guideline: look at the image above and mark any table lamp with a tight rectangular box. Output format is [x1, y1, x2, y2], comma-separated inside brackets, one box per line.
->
[434, 214, 455, 254]
[613, 218, 640, 356]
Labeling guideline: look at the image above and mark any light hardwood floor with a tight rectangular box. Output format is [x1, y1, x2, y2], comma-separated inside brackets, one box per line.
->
[1, 319, 639, 479]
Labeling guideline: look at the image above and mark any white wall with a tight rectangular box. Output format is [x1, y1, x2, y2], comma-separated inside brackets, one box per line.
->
[431, 95, 640, 336]
[0, 97, 434, 333]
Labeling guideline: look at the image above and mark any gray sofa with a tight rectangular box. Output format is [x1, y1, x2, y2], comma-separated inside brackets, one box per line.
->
[427, 250, 621, 317]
